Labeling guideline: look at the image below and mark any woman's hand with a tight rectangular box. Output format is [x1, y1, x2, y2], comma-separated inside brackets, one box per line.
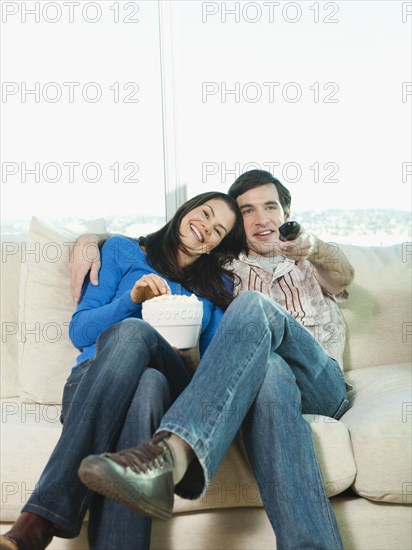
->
[130, 274, 171, 304]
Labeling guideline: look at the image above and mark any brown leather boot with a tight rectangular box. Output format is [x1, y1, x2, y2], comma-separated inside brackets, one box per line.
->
[0, 512, 54, 550]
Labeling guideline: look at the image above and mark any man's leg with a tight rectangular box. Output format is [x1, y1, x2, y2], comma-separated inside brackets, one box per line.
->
[242, 356, 347, 550]
[88, 369, 173, 550]
[160, 291, 348, 499]
[22, 319, 189, 538]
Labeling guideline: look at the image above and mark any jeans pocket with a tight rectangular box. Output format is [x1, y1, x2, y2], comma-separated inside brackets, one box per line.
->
[60, 360, 92, 424]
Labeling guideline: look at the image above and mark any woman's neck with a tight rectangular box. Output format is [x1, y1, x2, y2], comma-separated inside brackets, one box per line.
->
[176, 249, 198, 269]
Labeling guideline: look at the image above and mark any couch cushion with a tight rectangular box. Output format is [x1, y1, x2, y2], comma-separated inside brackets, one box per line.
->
[341, 363, 411, 503]
[18, 217, 106, 404]
[0, 399, 62, 521]
[1, 234, 25, 398]
[0, 400, 355, 520]
[339, 244, 411, 371]
[305, 414, 357, 498]
[151, 498, 412, 550]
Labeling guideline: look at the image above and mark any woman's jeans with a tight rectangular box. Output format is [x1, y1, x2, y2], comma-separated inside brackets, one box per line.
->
[22, 319, 189, 549]
[159, 291, 350, 550]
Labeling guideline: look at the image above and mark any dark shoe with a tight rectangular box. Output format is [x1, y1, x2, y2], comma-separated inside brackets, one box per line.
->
[0, 512, 54, 550]
[78, 431, 175, 520]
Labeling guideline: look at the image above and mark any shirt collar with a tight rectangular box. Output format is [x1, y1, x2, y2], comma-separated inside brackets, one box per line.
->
[237, 252, 297, 280]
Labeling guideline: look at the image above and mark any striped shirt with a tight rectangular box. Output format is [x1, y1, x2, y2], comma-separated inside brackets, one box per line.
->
[230, 253, 348, 369]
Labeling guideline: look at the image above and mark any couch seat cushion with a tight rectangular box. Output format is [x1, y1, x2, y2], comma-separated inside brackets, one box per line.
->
[1, 399, 355, 520]
[341, 363, 411, 503]
[0, 399, 62, 522]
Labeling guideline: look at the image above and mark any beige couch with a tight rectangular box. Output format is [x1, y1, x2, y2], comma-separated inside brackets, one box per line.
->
[1, 217, 411, 549]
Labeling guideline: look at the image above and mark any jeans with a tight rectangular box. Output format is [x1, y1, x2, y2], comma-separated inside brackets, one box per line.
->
[159, 291, 349, 550]
[23, 319, 189, 548]
[88, 369, 172, 550]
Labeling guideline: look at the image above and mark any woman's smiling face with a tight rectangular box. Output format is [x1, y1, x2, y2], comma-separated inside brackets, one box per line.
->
[178, 198, 236, 266]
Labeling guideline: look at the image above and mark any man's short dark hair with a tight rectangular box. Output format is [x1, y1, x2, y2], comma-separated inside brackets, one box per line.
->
[228, 169, 292, 216]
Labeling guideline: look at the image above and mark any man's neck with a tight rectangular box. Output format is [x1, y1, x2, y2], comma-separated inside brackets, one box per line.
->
[246, 254, 284, 270]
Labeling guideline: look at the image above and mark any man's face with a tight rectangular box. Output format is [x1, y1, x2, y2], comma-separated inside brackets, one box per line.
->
[236, 183, 289, 257]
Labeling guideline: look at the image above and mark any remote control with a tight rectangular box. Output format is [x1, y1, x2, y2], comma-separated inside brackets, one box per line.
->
[278, 221, 301, 241]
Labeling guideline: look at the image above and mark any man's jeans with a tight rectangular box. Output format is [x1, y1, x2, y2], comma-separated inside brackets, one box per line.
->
[23, 319, 188, 549]
[159, 291, 350, 550]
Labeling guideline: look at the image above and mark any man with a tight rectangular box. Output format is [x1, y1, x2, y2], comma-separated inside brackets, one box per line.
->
[77, 169, 354, 549]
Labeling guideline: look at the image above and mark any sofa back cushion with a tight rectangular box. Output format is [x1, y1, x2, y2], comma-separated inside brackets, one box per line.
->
[339, 243, 411, 371]
[17, 217, 106, 403]
[1, 234, 26, 398]
[2, 232, 410, 402]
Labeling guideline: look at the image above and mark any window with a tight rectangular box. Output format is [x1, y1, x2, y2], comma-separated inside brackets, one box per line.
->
[1, 0, 166, 235]
[2, 0, 411, 245]
[166, 0, 411, 245]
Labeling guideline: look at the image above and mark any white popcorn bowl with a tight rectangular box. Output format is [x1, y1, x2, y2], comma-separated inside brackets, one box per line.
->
[142, 299, 203, 349]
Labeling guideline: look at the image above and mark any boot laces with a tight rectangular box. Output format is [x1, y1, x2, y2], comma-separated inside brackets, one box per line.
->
[103, 438, 171, 474]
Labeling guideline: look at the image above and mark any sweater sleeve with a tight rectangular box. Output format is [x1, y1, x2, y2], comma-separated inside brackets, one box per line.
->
[69, 237, 142, 349]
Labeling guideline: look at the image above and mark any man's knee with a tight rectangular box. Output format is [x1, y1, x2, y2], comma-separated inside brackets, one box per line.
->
[232, 292, 286, 329]
[229, 292, 266, 319]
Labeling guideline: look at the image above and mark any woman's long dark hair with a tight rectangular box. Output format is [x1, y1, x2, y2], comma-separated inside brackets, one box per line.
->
[138, 192, 246, 310]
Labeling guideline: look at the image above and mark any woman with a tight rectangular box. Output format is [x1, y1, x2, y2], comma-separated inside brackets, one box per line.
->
[0, 192, 246, 550]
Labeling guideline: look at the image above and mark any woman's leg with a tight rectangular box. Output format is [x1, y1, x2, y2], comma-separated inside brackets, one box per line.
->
[87, 369, 172, 550]
[20, 319, 189, 538]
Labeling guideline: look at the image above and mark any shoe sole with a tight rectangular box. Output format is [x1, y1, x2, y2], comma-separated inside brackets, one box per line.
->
[0, 537, 18, 550]
[78, 456, 172, 520]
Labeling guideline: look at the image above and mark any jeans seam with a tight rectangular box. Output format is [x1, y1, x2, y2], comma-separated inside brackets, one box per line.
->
[308, 436, 343, 550]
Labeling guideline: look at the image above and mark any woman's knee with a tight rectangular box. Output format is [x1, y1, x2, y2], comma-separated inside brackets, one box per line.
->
[99, 318, 155, 348]
[128, 369, 172, 429]
[93, 319, 159, 380]
[136, 369, 171, 404]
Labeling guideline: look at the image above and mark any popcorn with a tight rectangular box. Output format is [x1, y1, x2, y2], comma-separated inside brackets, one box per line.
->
[142, 293, 203, 348]
[145, 293, 199, 303]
